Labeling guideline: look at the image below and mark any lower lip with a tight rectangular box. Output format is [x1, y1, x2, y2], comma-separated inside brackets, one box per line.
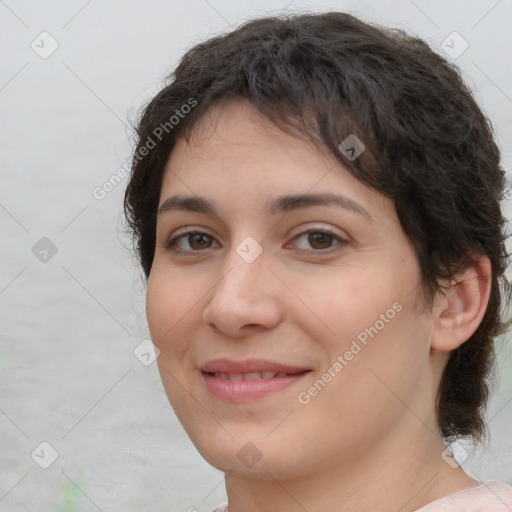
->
[202, 372, 310, 402]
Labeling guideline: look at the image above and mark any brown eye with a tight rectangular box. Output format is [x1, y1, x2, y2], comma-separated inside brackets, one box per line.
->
[289, 228, 348, 252]
[307, 232, 334, 250]
[164, 231, 219, 253]
[188, 233, 213, 250]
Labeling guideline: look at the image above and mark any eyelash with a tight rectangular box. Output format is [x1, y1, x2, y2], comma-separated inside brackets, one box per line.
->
[163, 227, 348, 255]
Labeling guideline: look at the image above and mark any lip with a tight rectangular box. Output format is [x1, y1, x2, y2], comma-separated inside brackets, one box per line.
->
[200, 358, 311, 403]
[200, 358, 310, 374]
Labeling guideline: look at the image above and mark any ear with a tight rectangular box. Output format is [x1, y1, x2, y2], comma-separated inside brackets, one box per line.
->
[431, 254, 492, 352]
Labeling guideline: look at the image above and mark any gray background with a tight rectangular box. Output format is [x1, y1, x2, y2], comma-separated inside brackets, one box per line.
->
[1, 1, 511, 511]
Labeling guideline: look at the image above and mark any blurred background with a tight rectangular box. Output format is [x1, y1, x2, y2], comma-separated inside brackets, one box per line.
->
[1, 0, 511, 510]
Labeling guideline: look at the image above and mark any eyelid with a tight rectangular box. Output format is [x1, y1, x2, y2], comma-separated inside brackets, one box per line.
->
[288, 222, 348, 240]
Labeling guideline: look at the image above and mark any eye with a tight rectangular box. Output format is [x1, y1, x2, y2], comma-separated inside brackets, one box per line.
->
[163, 227, 348, 255]
[287, 228, 348, 252]
[164, 231, 220, 253]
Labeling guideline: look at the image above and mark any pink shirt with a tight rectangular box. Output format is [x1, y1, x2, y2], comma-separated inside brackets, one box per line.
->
[414, 481, 512, 511]
[210, 480, 512, 512]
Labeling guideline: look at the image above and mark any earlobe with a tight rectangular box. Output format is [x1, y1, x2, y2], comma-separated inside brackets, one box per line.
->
[431, 255, 492, 352]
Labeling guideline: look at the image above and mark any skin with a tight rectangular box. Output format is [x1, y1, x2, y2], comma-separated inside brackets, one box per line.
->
[146, 100, 491, 512]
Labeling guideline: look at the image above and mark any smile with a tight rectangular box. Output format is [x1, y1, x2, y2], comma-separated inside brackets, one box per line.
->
[200, 359, 311, 402]
[211, 371, 293, 381]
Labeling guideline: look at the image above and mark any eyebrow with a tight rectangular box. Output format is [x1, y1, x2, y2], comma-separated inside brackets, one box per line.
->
[157, 192, 373, 221]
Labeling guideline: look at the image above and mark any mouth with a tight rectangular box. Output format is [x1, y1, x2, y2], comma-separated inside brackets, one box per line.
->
[207, 370, 303, 381]
[200, 359, 311, 402]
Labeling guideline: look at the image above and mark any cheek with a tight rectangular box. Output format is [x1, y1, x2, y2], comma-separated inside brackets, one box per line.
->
[146, 273, 199, 411]
[312, 257, 426, 378]
[145, 270, 197, 356]
[146, 274, 169, 341]
[292, 262, 403, 345]
[332, 293, 432, 421]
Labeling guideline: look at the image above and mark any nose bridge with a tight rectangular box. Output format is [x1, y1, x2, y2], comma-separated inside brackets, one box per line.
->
[202, 238, 281, 335]
[217, 239, 268, 301]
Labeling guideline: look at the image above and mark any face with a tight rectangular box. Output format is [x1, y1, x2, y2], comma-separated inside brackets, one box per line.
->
[146, 100, 437, 480]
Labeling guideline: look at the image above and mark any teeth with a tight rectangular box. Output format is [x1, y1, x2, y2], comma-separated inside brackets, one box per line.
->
[212, 371, 292, 381]
[244, 372, 262, 381]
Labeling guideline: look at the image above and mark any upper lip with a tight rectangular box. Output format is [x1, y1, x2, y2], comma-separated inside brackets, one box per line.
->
[200, 358, 311, 374]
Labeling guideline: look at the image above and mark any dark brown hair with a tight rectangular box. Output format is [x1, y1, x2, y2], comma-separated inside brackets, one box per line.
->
[124, 12, 511, 442]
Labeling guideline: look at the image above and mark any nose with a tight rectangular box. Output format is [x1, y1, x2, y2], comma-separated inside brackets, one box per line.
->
[201, 248, 282, 338]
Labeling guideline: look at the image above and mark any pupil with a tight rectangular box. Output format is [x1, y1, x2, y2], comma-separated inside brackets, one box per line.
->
[309, 232, 332, 249]
[190, 234, 210, 249]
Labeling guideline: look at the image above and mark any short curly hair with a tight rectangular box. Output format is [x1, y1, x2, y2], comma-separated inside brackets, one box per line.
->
[124, 12, 511, 442]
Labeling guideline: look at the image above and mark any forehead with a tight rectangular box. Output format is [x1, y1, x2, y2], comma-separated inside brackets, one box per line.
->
[169, 100, 317, 168]
[159, 100, 394, 223]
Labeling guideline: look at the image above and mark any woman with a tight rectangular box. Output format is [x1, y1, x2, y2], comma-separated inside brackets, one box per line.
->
[124, 12, 512, 511]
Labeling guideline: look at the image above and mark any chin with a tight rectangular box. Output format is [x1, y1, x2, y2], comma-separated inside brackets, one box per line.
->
[188, 428, 310, 481]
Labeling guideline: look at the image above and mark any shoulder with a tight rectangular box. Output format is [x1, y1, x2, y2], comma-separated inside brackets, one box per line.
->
[415, 481, 512, 511]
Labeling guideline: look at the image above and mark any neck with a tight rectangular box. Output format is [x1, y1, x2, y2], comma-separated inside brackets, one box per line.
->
[223, 421, 478, 512]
